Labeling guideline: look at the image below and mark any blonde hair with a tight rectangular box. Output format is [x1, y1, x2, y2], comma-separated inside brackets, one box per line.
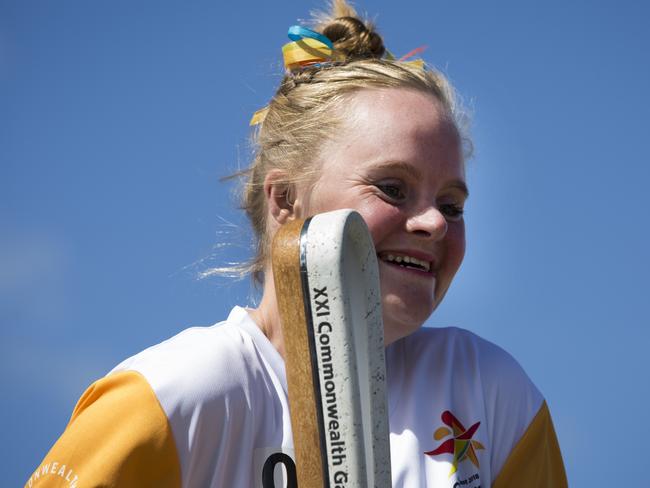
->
[230, 0, 470, 286]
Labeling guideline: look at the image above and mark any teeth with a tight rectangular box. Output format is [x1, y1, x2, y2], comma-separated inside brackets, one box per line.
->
[381, 253, 431, 272]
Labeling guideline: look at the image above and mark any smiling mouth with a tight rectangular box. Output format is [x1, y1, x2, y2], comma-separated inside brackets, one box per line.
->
[378, 252, 431, 273]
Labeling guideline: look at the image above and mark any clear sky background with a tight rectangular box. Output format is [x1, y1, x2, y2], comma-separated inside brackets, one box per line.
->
[2, 0, 648, 486]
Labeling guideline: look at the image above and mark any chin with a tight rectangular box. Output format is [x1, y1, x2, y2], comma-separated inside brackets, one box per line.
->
[381, 297, 435, 345]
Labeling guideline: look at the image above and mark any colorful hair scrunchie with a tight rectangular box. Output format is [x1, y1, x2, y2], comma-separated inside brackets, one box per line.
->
[250, 26, 338, 125]
[282, 25, 339, 70]
[249, 26, 427, 125]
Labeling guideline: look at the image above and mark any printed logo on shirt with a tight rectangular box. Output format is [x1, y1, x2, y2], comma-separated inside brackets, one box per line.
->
[25, 461, 78, 487]
[424, 410, 485, 477]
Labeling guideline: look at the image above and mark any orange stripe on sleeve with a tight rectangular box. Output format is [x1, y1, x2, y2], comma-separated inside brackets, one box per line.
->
[25, 370, 181, 488]
[493, 400, 567, 488]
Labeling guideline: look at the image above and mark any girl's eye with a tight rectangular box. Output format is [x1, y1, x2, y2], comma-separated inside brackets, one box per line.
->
[376, 183, 406, 201]
[439, 203, 465, 221]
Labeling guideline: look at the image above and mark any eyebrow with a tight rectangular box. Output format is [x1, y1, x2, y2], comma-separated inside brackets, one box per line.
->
[372, 161, 470, 198]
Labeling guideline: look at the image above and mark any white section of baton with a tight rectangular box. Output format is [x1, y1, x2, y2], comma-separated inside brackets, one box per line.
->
[304, 209, 391, 487]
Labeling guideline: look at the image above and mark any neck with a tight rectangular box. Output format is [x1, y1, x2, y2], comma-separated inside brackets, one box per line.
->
[248, 267, 286, 359]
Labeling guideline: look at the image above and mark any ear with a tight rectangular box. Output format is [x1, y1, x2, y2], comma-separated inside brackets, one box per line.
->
[264, 169, 299, 226]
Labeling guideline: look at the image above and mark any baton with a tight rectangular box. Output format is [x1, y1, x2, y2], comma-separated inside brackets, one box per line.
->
[272, 209, 392, 487]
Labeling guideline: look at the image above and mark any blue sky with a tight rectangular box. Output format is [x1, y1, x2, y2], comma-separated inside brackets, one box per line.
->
[2, 0, 649, 485]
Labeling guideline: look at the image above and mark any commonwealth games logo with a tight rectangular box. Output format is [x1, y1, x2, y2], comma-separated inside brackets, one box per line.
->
[424, 410, 485, 477]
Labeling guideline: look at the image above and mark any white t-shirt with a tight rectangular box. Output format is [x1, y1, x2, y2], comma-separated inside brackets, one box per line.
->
[27, 306, 566, 488]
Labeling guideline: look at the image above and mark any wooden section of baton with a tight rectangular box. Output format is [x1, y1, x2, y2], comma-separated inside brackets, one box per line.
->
[272, 219, 325, 487]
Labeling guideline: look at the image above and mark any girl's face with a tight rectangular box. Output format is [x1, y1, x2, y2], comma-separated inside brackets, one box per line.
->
[297, 88, 467, 345]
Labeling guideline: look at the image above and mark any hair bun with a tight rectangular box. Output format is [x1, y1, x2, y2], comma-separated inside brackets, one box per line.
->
[322, 16, 385, 60]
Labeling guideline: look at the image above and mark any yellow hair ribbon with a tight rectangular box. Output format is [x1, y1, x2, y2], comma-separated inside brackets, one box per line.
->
[397, 45, 427, 70]
[282, 37, 335, 70]
[403, 59, 425, 70]
[249, 106, 269, 126]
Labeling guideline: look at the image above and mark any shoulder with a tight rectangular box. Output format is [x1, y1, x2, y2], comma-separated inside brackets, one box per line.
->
[397, 325, 542, 404]
[106, 307, 287, 486]
[111, 307, 268, 404]
[389, 326, 545, 478]
[111, 308, 277, 417]
[32, 308, 286, 488]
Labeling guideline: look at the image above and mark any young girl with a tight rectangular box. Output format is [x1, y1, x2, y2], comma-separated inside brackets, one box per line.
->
[27, 1, 567, 486]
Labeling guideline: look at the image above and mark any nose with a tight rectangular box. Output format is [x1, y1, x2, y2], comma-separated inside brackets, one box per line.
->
[406, 206, 448, 241]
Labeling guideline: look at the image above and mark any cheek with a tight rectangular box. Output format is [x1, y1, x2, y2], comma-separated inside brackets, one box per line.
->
[357, 202, 403, 246]
[445, 222, 466, 272]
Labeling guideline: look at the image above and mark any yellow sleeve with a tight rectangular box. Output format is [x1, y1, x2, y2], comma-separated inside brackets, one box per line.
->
[25, 370, 182, 488]
[493, 401, 567, 488]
